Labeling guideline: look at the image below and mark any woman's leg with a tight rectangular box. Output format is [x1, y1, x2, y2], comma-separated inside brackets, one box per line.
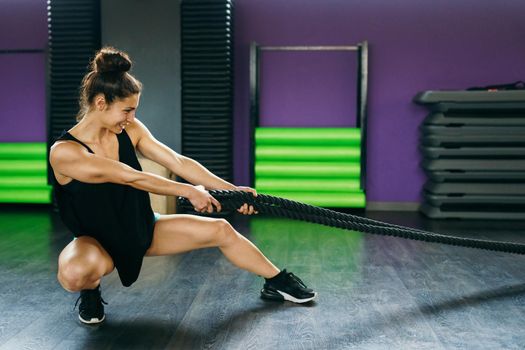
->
[145, 214, 280, 278]
[57, 236, 115, 292]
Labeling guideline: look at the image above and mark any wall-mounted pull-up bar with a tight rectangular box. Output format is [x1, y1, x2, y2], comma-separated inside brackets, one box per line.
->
[260, 46, 359, 51]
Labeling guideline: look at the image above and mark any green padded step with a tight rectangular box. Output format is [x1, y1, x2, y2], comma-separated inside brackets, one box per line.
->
[0, 188, 52, 204]
[256, 128, 361, 146]
[259, 191, 366, 208]
[254, 128, 365, 208]
[256, 146, 360, 162]
[256, 162, 361, 178]
[256, 178, 361, 192]
[0, 143, 47, 159]
[0, 142, 52, 204]
[0, 160, 47, 176]
[0, 177, 48, 187]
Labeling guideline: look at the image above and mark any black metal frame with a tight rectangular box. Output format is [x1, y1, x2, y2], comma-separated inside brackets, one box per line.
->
[249, 41, 369, 194]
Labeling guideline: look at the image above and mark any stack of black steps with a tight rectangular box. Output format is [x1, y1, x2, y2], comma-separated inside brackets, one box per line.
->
[181, 0, 234, 183]
[47, 0, 101, 190]
[414, 90, 525, 219]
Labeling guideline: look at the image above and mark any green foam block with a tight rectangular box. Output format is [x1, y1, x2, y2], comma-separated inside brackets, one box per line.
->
[0, 177, 49, 187]
[256, 178, 361, 192]
[255, 162, 361, 178]
[0, 188, 52, 204]
[256, 128, 361, 146]
[0, 160, 48, 176]
[0, 143, 47, 159]
[256, 145, 360, 162]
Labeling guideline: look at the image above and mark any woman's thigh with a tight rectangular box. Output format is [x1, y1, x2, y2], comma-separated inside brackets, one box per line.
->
[58, 236, 115, 277]
[146, 214, 233, 256]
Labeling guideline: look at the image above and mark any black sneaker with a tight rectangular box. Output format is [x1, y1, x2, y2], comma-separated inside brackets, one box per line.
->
[261, 269, 317, 303]
[74, 285, 107, 324]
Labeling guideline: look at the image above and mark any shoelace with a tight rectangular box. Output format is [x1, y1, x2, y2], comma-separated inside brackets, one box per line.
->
[73, 291, 108, 311]
[287, 272, 307, 289]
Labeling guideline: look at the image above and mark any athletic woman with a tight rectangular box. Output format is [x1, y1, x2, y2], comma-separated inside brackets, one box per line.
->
[49, 47, 317, 324]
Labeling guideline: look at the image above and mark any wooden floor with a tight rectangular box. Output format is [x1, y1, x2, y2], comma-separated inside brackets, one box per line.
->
[1, 206, 525, 349]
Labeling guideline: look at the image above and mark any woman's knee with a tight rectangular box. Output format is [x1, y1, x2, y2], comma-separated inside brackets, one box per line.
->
[58, 256, 97, 291]
[212, 219, 238, 246]
[57, 241, 112, 292]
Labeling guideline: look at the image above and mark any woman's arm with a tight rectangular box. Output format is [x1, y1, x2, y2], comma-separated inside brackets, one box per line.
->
[134, 119, 235, 190]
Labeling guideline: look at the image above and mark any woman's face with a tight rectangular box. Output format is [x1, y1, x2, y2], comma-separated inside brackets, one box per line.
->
[99, 94, 140, 134]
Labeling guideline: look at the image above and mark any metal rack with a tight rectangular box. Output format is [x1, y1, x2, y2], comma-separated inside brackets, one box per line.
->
[249, 42, 369, 197]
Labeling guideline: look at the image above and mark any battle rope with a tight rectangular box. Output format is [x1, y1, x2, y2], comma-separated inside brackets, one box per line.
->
[178, 190, 525, 255]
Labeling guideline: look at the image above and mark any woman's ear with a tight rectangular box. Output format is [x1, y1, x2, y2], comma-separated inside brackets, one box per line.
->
[94, 94, 107, 111]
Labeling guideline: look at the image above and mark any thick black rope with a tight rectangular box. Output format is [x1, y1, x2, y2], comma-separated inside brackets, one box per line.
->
[177, 190, 525, 255]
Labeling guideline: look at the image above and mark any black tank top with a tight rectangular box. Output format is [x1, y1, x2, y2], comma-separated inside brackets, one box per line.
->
[53, 130, 155, 287]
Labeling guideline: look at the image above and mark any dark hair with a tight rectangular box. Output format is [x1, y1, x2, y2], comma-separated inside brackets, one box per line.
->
[76, 47, 142, 121]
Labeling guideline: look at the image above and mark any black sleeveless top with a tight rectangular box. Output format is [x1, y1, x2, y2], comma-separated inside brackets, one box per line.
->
[53, 130, 155, 287]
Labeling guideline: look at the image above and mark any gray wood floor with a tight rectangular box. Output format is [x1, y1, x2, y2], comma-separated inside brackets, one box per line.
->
[1, 206, 525, 349]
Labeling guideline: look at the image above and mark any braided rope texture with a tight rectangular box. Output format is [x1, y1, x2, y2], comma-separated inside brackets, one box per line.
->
[177, 190, 525, 255]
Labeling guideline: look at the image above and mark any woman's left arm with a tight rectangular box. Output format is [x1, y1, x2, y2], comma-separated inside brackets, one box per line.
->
[134, 120, 258, 214]
[134, 119, 232, 189]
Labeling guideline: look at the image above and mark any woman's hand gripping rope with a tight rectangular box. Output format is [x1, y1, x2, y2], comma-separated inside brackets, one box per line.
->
[186, 185, 258, 215]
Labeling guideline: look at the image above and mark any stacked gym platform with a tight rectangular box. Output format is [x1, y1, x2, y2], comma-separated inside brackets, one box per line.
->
[415, 90, 525, 219]
[249, 42, 368, 208]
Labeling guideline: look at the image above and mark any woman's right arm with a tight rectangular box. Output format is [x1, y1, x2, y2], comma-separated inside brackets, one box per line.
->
[49, 142, 221, 212]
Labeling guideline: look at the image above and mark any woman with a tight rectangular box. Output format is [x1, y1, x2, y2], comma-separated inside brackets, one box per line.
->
[49, 47, 317, 325]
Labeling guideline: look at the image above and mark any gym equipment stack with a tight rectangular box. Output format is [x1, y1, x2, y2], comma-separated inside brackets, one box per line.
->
[415, 90, 525, 219]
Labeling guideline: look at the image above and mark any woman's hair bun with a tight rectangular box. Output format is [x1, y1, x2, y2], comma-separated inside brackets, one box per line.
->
[93, 47, 132, 73]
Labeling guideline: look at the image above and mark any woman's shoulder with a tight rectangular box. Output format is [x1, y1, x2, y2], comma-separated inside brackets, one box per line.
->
[49, 139, 88, 185]
[50, 130, 94, 164]
[123, 118, 150, 147]
[50, 140, 86, 162]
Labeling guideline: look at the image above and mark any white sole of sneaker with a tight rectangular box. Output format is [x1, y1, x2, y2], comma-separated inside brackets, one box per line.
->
[79, 314, 105, 324]
[277, 290, 318, 304]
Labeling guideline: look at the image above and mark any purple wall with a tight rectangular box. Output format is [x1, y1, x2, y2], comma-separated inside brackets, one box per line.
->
[0, 0, 47, 142]
[259, 50, 358, 127]
[234, 0, 525, 203]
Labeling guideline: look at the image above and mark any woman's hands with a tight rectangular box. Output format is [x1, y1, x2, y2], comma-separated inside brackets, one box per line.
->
[188, 185, 222, 214]
[235, 186, 258, 215]
[186, 185, 258, 215]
